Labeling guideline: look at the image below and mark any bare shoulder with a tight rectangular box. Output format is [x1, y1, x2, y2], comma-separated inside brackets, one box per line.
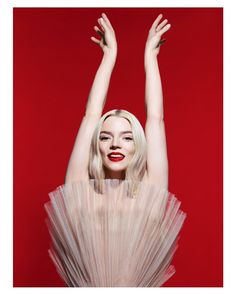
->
[141, 170, 168, 190]
[65, 172, 89, 184]
[142, 171, 155, 184]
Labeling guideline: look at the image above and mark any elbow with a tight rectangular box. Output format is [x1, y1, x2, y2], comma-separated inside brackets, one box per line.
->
[146, 110, 164, 122]
[84, 113, 101, 121]
[147, 114, 164, 123]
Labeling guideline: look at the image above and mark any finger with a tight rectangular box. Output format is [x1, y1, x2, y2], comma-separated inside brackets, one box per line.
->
[98, 17, 109, 32]
[156, 19, 168, 32]
[158, 23, 171, 36]
[90, 36, 101, 45]
[150, 14, 163, 31]
[101, 13, 114, 30]
[94, 25, 104, 37]
[97, 18, 104, 31]
[92, 30, 107, 46]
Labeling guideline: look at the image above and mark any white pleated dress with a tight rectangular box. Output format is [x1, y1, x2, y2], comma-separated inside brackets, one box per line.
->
[45, 179, 186, 287]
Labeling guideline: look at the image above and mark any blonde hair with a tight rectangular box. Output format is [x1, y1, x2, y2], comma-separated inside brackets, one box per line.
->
[88, 109, 147, 195]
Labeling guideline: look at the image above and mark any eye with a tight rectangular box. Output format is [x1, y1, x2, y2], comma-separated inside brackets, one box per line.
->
[99, 136, 110, 141]
[124, 137, 133, 141]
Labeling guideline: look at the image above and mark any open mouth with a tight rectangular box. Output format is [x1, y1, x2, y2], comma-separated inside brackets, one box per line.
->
[107, 152, 125, 162]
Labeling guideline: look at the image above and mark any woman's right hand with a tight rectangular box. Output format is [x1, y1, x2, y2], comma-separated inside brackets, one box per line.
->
[91, 13, 117, 56]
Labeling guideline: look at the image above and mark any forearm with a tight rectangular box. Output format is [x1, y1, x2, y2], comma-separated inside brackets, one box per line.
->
[85, 51, 117, 117]
[144, 52, 164, 120]
[144, 54, 164, 119]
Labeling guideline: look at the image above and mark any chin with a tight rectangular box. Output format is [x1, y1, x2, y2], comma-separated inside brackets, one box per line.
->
[106, 165, 127, 172]
[104, 162, 127, 172]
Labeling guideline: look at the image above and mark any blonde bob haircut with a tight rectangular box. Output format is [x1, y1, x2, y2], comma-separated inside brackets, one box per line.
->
[88, 109, 147, 195]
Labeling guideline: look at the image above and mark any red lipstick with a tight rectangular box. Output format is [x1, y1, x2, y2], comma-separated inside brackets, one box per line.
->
[107, 152, 125, 162]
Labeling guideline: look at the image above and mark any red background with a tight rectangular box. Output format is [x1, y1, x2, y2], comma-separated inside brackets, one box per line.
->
[13, 8, 223, 287]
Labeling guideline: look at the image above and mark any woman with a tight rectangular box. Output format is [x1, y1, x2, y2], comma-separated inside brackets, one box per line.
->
[45, 13, 186, 287]
[65, 13, 169, 187]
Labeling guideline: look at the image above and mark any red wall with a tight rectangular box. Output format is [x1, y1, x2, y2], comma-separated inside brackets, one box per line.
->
[13, 8, 223, 287]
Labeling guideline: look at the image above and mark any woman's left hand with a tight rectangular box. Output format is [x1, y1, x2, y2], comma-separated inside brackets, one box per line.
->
[145, 14, 171, 57]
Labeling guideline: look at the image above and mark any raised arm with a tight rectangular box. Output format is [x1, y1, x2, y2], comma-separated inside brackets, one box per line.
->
[65, 13, 117, 184]
[144, 14, 171, 189]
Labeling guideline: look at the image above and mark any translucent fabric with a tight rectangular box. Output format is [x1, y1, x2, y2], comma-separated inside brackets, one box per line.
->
[44, 179, 186, 287]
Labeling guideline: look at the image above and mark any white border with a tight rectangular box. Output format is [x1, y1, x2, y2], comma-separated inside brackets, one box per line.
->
[7, 0, 226, 8]
[0, 0, 13, 290]
[1, 0, 235, 292]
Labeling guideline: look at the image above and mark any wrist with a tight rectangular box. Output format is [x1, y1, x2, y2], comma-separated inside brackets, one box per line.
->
[102, 50, 117, 70]
[144, 48, 157, 59]
[104, 47, 117, 60]
[144, 50, 157, 67]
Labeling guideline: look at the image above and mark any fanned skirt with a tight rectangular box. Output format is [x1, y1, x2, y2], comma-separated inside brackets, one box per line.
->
[44, 179, 186, 287]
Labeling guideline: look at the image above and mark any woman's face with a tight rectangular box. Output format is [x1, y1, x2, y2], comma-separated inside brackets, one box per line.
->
[99, 116, 135, 179]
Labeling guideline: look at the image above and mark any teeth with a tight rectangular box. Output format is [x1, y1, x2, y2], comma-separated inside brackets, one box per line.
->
[109, 154, 124, 158]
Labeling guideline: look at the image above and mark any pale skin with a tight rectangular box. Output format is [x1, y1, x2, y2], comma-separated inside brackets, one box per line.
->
[65, 13, 170, 190]
[99, 116, 135, 180]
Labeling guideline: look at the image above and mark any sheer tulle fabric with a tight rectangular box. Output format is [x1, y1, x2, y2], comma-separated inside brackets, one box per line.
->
[45, 179, 186, 287]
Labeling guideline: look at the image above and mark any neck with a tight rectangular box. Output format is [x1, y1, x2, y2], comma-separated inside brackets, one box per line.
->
[104, 167, 125, 180]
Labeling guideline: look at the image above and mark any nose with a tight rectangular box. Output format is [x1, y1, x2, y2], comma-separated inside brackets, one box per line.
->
[110, 137, 121, 150]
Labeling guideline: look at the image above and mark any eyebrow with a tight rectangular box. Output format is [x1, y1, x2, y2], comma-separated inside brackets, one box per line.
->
[100, 131, 133, 135]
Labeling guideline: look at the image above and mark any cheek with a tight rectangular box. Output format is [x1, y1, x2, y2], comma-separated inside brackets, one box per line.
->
[125, 142, 135, 155]
[99, 143, 108, 156]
